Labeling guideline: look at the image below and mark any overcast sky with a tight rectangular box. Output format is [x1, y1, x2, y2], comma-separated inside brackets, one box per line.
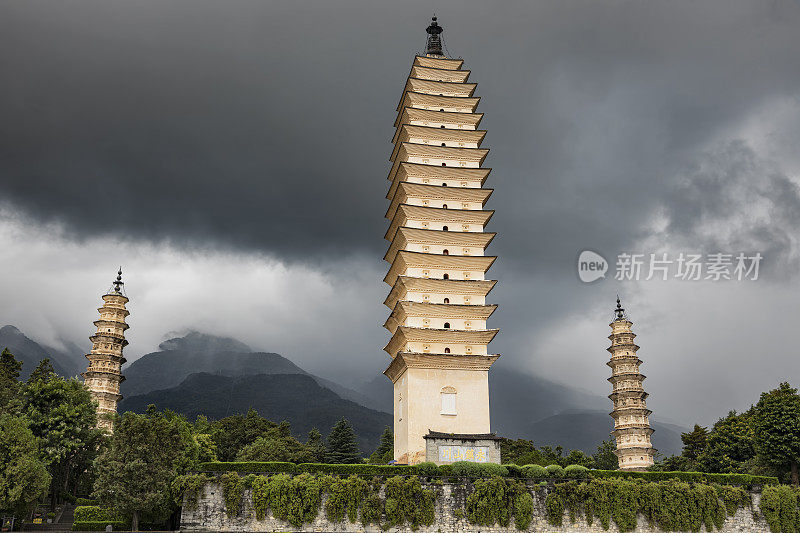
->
[2, 0, 800, 427]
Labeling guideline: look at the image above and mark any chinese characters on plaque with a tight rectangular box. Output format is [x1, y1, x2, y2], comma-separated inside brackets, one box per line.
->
[438, 445, 490, 463]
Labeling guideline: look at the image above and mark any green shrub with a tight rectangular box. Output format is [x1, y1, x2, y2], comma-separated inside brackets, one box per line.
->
[416, 461, 438, 476]
[504, 464, 523, 478]
[264, 473, 327, 527]
[220, 472, 247, 517]
[481, 463, 509, 477]
[589, 469, 777, 486]
[449, 461, 507, 478]
[384, 475, 436, 530]
[564, 464, 590, 479]
[545, 464, 565, 478]
[75, 498, 99, 506]
[171, 473, 211, 509]
[521, 464, 548, 479]
[514, 491, 534, 530]
[199, 461, 297, 473]
[437, 464, 453, 477]
[324, 475, 369, 523]
[296, 463, 417, 476]
[73, 506, 122, 522]
[759, 484, 800, 533]
[72, 521, 128, 531]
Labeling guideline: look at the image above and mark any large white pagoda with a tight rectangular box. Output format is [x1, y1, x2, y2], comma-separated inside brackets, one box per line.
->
[383, 17, 501, 465]
[607, 298, 656, 470]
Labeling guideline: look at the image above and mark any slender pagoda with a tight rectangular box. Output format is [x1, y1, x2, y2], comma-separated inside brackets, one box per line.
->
[82, 269, 130, 432]
[607, 298, 656, 470]
[383, 17, 501, 465]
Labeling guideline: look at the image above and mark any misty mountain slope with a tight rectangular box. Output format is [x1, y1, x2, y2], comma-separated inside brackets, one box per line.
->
[525, 409, 683, 456]
[121, 332, 377, 407]
[119, 372, 391, 454]
[0, 325, 79, 378]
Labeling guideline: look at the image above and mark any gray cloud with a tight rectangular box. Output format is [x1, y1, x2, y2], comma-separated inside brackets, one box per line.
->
[2, 0, 800, 425]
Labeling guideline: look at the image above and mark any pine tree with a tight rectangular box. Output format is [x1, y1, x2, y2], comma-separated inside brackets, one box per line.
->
[325, 418, 361, 464]
[681, 424, 709, 461]
[368, 426, 393, 464]
[27, 358, 56, 384]
[592, 438, 619, 470]
[305, 428, 326, 463]
[0, 348, 23, 411]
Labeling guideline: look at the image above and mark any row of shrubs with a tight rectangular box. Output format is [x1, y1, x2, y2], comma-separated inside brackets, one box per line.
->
[197, 461, 777, 487]
[72, 521, 128, 531]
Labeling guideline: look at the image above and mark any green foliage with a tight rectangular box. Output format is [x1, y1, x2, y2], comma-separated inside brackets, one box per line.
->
[450, 461, 508, 478]
[593, 438, 619, 470]
[220, 472, 247, 517]
[211, 409, 279, 462]
[72, 520, 128, 531]
[465, 477, 530, 529]
[325, 418, 361, 464]
[200, 461, 297, 473]
[383, 475, 436, 530]
[76, 498, 99, 506]
[0, 348, 23, 412]
[760, 484, 800, 533]
[264, 473, 328, 526]
[589, 468, 777, 486]
[324, 475, 368, 523]
[74, 506, 123, 522]
[416, 462, 438, 476]
[0, 414, 51, 516]
[304, 428, 326, 463]
[564, 464, 590, 479]
[26, 359, 55, 384]
[754, 383, 800, 485]
[171, 474, 211, 509]
[698, 409, 758, 474]
[92, 410, 190, 530]
[368, 426, 393, 464]
[235, 421, 311, 463]
[682, 424, 710, 461]
[296, 463, 417, 476]
[545, 464, 565, 478]
[545, 478, 748, 532]
[521, 464, 548, 479]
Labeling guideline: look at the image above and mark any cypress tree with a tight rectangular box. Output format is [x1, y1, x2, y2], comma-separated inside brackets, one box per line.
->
[368, 426, 393, 464]
[325, 418, 361, 464]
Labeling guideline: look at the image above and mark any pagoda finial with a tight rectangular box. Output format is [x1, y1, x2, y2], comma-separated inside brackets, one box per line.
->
[425, 16, 444, 57]
[113, 267, 124, 293]
[614, 295, 626, 320]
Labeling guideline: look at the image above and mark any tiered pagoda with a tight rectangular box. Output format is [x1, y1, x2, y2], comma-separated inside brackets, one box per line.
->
[383, 17, 501, 465]
[82, 269, 130, 432]
[607, 298, 656, 470]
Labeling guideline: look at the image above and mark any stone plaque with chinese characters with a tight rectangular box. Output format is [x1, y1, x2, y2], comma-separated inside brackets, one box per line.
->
[438, 445, 490, 463]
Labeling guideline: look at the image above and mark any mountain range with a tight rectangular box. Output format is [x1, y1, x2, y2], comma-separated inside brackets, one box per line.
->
[0, 325, 686, 456]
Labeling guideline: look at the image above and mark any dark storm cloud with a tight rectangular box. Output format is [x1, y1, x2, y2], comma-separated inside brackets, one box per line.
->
[2, 0, 799, 271]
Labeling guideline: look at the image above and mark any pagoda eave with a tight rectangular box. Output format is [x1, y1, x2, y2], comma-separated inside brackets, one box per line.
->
[384, 351, 499, 383]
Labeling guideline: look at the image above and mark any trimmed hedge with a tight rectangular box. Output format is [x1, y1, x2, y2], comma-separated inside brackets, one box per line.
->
[72, 521, 127, 531]
[73, 506, 123, 522]
[75, 498, 99, 506]
[590, 469, 778, 487]
[195, 462, 778, 486]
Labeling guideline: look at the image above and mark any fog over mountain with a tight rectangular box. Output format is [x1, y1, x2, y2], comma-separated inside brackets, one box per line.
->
[1, 0, 800, 428]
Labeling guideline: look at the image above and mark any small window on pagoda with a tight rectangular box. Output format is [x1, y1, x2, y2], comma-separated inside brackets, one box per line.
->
[443, 273, 449, 279]
[441, 389, 456, 415]
[444, 322, 450, 329]
[440, 108, 445, 111]
[442, 226, 449, 231]
[442, 183, 448, 187]
[444, 347, 451, 354]
[440, 125, 445, 128]
[443, 298, 450, 304]
[442, 204, 448, 209]
[443, 249, 449, 255]
[441, 143, 446, 146]
[423, 294, 430, 301]
[441, 163, 446, 166]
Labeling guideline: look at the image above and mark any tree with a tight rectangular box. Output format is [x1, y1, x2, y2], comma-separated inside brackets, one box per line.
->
[368, 426, 393, 464]
[0, 414, 51, 517]
[211, 409, 276, 461]
[696, 410, 757, 474]
[753, 382, 800, 485]
[24, 375, 102, 508]
[0, 348, 23, 411]
[681, 424, 709, 461]
[304, 428, 326, 463]
[27, 358, 56, 384]
[325, 418, 361, 464]
[93, 410, 187, 530]
[592, 438, 619, 470]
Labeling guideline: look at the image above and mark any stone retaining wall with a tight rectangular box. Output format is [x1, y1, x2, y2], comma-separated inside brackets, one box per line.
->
[180, 481, 769, 533]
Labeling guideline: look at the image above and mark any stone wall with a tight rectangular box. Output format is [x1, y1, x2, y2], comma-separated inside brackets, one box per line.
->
[180, 480, 769, 533]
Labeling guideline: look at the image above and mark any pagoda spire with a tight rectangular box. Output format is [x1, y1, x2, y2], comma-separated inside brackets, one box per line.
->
[606, 297, 656, 470]
[425, 16, 444, 57]
[82, 269, 131, 432]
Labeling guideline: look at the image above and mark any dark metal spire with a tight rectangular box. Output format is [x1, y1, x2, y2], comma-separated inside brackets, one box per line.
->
[614, 295, 626, 320]
[425, 16, 444, 56]
[112, 268, 124, 293]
